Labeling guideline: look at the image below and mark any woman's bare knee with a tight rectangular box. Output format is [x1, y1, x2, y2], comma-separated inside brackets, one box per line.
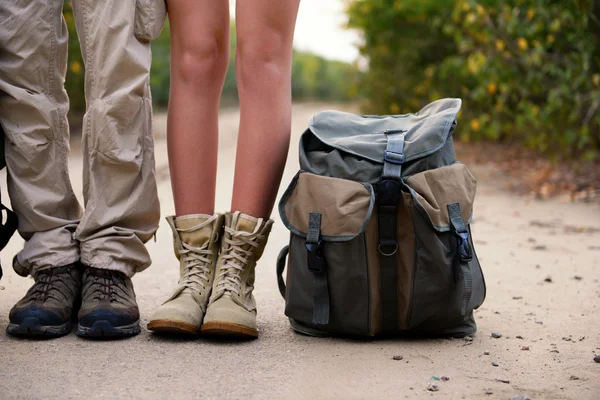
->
[173, 36, 229, 89]
[235, 31, 290, 89]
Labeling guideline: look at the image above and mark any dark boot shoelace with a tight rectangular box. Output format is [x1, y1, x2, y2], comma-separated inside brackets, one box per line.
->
[84, 269, 130, 304]
[28, 266, 77, 303]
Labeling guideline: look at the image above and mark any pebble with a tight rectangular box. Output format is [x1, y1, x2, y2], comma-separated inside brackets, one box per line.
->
[496, 379, 510, 384]
[512, 296, 523, 300]
[544, 276, 552, 283]
[485, 391, 494, 395]
[491, 332, 502, 339]
[512, 395, 531, 400]
[392, 355, 403, 361]
[463, 336, 473, 342]
[574, 275, 583, 280]
[521, 346, 530, 351]
[492, 362, 499, 367]
[569, 375, 579, 380]
[516, 335, 524, 339]
[593, 354, 600, 363]
[484, 351, 490, 355]
[427, 383, 439, 392]
[550, 350, 560, 354]
[562, 337, 572, 342]
[441, 376, 450, 381]
[533, 244, 547, 250]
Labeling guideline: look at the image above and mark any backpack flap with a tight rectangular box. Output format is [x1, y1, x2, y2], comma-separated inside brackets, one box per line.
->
[299, 98, 462, 183]
[278, 172, 377, 336]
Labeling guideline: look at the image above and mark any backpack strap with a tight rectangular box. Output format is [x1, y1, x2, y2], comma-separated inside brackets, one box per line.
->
[448, 202, 473, 316]
[376, 129, 406, 333]
[276, 245, 289, 299]
[305, 212, 329, 325]
[0, 204, 17, 251]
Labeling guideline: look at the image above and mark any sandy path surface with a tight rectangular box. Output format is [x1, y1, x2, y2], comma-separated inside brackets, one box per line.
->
[0, 104, 599, 400]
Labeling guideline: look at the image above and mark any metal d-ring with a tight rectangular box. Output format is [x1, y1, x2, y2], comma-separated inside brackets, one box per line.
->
[378, 243, 398, 257]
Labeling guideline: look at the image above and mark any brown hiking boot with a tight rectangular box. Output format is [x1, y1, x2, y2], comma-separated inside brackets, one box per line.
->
[7, 263, 82, 338]
[76, 267, 140, 338]
[148, 214, 224, 335]
[201, 212, 273, 338]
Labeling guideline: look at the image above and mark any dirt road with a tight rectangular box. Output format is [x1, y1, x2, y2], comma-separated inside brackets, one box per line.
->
[1, 104, 599, 399]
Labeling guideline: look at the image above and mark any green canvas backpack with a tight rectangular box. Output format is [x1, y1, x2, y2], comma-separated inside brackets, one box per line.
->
[276, 98, 486, 337]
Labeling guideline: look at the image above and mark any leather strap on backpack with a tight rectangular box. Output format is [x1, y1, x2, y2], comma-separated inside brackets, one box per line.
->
[448, 202, 473, 316]
[305, 212, 329, 325]
[376, 129, 406, 333]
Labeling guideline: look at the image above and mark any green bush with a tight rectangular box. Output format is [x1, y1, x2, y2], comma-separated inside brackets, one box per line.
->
[347, 0, 600, 159]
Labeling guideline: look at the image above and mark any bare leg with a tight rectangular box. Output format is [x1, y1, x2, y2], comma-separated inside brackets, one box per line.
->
[231, 0, 301, 218]
[167, 0, 230, 216]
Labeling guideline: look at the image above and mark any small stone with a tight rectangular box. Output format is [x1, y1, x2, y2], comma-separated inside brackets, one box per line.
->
[463, 336, 473, 342]
[521, 346, 530, 351]
[511, 395, 531, 400]
[392, 355, 404, 361]
[491, 332, 502, 339]
[562, 337, 572, 342]
[427, 383, 439, 392]
[569, 375, 579, 381]
[578, 336, 585, 342]
[574, 275, 583, 280]
[550, 350, 560, 354]
[544, 276, 553, 283]
[535, 264, 541, 269]
[513, 296, 523, 300]
[516, 335, 524, 339]
[496, 379, 510, 384]
[492, 362, 499, 367]
[593, 354, 600, 363]
[535, 320, 544, 325]
[533, 245, 547, 250]
[441, 376, 450, 381]
[485, 391, 493, 395]
[484, 351, 490, 355]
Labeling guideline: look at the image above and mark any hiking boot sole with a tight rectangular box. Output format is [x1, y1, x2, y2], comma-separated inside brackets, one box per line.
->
[147, 320, 200, 336]
[76, 320, 140, 339]
[7, 317, 71, 338]
[200, 322, 258, 338]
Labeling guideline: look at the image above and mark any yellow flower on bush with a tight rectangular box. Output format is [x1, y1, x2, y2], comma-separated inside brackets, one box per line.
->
[470, 119, 481, 132]
[593, 74, 600, 87]
[526, 8, 535, 20]
[517, 38, 528, 50]
[70, 60, 82, 74]
[496, 39, 505, 51]
[466, 12, 476, 24]
[393, 1, 403, 11]
[547, 34, 555, 44]
[389, 103, 400, 114]
[462, 1, 471, 12]
[476, 4, 485, 16]
[533, 40, 541, 48]
[487, 83, 497, 95]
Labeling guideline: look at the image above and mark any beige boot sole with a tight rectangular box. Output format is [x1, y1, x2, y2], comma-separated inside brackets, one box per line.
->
[201, 322, 259, 338]
[147, 320, 201, 335]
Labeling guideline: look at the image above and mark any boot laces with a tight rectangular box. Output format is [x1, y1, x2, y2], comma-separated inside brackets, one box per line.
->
[215, 219, 264, 296]
[175, 215, 219, 294]
[29, 267, 74, 303]
[85, 269, 128, 304]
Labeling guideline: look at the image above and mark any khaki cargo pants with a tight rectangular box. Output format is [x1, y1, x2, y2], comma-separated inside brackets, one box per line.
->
[0, 0, 166, 277]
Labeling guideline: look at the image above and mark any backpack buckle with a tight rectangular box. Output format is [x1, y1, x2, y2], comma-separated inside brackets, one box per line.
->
[306, 240, 326, 274]
[383, 150, 405, 165]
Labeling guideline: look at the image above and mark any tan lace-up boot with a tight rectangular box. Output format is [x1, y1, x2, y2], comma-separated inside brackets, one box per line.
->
[201, 212, 273, 338]
[148, 214, 224, 335]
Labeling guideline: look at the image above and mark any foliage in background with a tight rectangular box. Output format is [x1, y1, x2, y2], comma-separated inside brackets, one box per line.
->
[62, 0, 358, 116]
[347, 0, 600, 159]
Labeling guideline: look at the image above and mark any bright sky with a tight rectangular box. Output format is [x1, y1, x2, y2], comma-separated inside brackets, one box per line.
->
[229, 0, 361, 63]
